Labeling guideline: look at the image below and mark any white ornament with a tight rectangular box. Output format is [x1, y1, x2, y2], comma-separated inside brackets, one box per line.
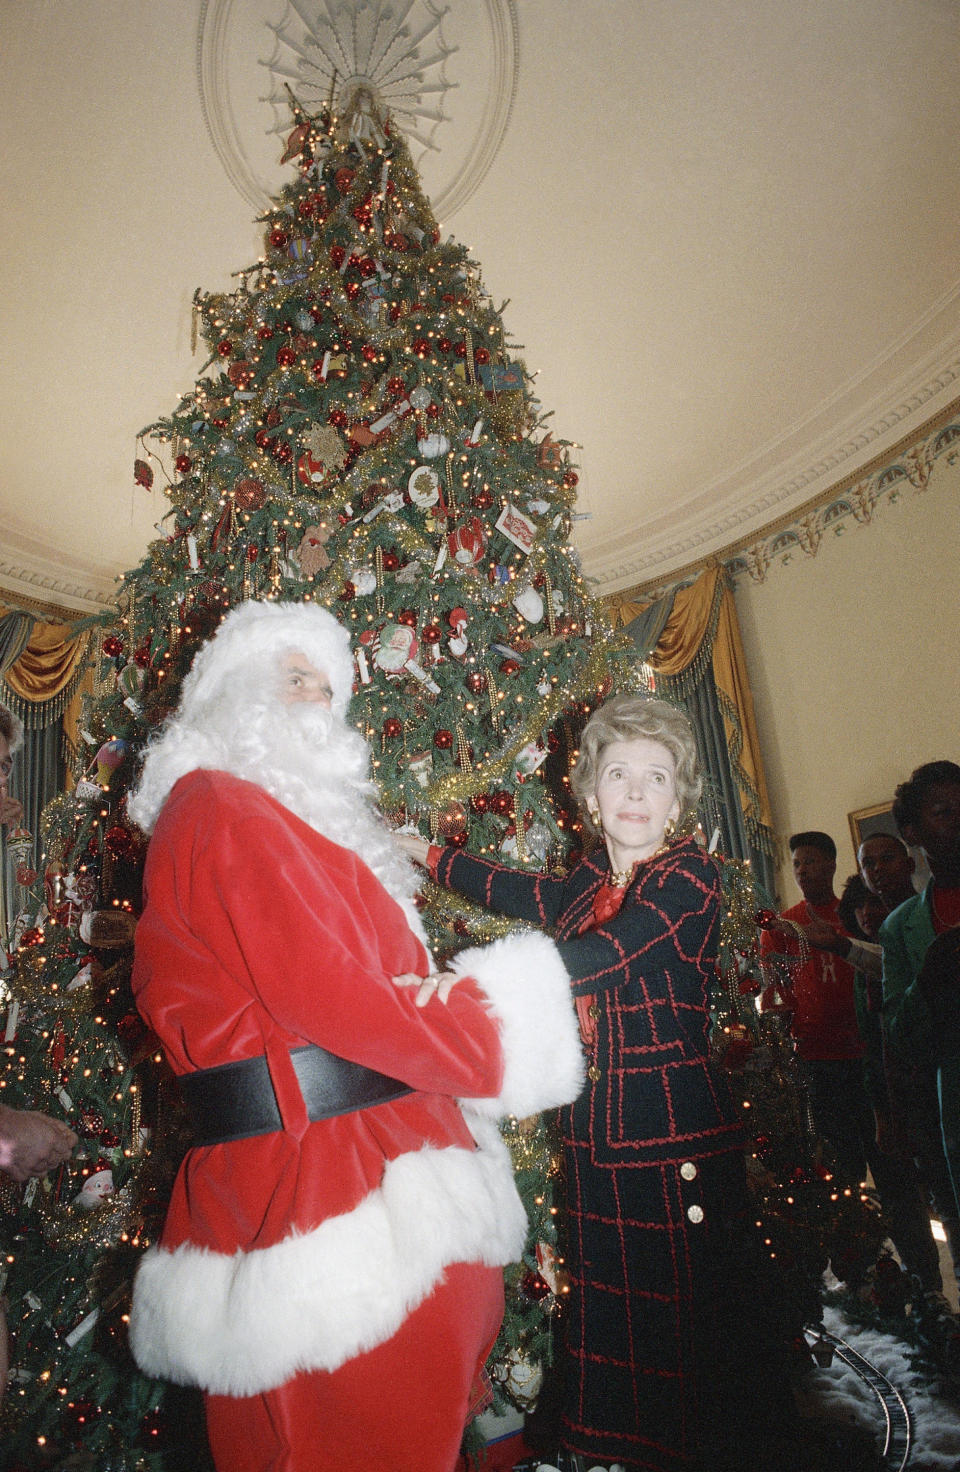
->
[408, 465, 440, 507]
[417, 433, 450, 459]
[512, 586, 544, 624]
[351, 569, 377, 596]
[408, 386, 433, 410]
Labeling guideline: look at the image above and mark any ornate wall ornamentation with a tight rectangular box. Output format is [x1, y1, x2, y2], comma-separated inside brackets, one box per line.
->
[196, 0, 519, 219]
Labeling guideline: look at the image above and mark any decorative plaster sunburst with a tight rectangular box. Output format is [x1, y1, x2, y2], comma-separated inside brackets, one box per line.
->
[197, 0, 518, 218]
[261, 0, 456, 152]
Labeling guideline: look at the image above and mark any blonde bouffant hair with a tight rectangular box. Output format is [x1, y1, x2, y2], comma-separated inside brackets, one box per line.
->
[570, 694, 702, 840]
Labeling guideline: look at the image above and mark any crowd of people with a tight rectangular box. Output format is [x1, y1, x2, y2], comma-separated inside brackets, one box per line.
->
[0, 606, 957, 1471]
[759, 771, 960, 1321]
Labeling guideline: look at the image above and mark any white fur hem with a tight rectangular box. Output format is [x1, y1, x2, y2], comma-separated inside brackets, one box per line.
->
[129, 1124, 525, 1396]
[451, 930, 584, 1119]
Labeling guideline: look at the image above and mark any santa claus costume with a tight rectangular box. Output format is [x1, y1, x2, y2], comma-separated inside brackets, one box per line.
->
[126, 602, 584, 1472]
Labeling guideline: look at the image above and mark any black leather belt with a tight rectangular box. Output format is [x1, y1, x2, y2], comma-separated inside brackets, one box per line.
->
[178, 1044, 413, 1147]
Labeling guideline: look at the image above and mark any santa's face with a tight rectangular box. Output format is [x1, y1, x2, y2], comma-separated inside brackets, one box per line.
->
[278, 651, 334, 707]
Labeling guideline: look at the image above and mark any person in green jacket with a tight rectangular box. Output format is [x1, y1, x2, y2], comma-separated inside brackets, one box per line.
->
[880, 761, 960, 1219]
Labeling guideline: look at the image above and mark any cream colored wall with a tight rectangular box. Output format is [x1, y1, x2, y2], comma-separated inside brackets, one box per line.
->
[733, 455, 960, 906]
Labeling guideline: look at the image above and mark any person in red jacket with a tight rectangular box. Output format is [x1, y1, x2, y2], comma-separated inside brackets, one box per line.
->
[125, 600, 584, 1472]
[759, 830, 872, 1185]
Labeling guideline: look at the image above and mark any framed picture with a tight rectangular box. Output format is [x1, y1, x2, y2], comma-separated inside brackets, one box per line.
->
[848, 801, 898, 856]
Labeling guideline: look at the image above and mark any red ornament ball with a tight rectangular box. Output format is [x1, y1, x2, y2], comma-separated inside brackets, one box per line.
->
[216, 339, 233, 358]
[361, 343, 378, 362]
[234, 478, 265, 511]
[334, 167, 356, 194]
[426, 402, 440, 419]
[448, 831, 469, 849]
[521, 1270, 551, 1302]
[434, 729, 453, 750]
[388, 376, 406, 395]
[102, 635, 124, 659]
[470, 793, 490, 814]
[175, 453, 193, 474]
[412, 337, 431, 358]
[438, 337, 452, 354]
[398, 609, 418, 627]
[499, 659, 520, 676]
[276, 345, 296, 368]
[330, 245, 346, 269]
[257, 325, 274, 341]
[104, 825, 133, 859]
[453, 341, 468, 358]
[491, 791, 513, 818]
[381, 551, 401, 572]
[328, 408, 348, 428]
[421, 623, 442, 644]
[466, 671, 486, 693]
[269, 228, 289, 249]
[439, 801, 468, 837]
[339, 581, 356, 601]
[474, 346, 490, 365]
[382, 717, 403, 740]
[563, 470, 580, 488]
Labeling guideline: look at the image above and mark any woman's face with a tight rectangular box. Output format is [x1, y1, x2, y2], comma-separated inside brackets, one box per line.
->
[588, 736, 681, 872]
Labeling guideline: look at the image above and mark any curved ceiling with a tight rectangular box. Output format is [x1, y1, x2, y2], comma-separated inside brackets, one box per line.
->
[2, 0, 958, 612]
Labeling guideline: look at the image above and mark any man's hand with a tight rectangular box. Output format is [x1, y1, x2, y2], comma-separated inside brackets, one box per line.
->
[393, 971, 462, 1008]
[0, 1105, 77, 1182]
[800, 914, 851, 956]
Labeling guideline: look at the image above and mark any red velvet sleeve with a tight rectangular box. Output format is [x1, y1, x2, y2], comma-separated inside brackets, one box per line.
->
[135, 774, 505, 1104]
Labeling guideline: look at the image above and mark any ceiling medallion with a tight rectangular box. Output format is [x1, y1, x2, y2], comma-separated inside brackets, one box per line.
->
[197, 0, 518, 219]
[262, 0, 456, 152]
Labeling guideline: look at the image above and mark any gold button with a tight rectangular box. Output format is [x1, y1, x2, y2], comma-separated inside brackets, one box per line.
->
[680, 1162, 698, 1181]
[687, 1204, 704, 1224]
[587, 1064, 601, 1082]
[588, 1004, 600, 1020]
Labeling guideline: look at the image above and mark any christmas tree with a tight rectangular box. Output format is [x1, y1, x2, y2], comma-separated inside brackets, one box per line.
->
[0, 92, 634, 1467]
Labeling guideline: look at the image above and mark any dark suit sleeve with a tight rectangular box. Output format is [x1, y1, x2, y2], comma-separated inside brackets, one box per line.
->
[558, 847, 721, 998]
[435, 846, 566, 927]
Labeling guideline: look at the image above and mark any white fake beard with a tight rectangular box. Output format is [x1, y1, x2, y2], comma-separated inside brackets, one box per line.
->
[224, 702, 428, 947]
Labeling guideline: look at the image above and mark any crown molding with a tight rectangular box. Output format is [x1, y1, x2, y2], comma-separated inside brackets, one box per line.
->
[586, 290, 960, 590]
[0, 529, 120, 614]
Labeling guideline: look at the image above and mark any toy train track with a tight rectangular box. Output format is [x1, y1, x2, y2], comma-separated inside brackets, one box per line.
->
[807, 1327, 911, 1471]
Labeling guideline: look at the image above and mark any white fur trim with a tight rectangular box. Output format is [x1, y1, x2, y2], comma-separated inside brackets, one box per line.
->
[451, 931, 584, 1120]
[129, 1125, 526, 1396]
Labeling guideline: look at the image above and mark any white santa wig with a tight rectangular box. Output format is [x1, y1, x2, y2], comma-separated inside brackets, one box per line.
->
[129, 601, 356, 837]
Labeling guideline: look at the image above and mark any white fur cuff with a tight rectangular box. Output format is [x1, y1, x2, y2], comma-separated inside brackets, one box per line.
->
[451, 930, 584, 1119]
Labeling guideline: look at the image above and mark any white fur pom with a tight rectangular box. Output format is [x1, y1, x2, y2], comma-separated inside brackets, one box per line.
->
[451, 930, 584, 1119]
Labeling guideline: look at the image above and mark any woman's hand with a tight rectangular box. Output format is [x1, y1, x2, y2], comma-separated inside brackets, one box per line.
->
[393, 971, 462, 1007]
[394, 832, 431, 868]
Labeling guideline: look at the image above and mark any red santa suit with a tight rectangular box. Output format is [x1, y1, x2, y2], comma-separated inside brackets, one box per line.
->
[129, 770, 583, 1472]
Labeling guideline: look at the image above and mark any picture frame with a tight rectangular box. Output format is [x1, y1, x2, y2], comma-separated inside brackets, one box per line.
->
[848, 801, 898, 856]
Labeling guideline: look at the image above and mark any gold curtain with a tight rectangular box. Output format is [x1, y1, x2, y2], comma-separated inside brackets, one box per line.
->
[0, 610, 93, 730]
[606, 566, 774, 848]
